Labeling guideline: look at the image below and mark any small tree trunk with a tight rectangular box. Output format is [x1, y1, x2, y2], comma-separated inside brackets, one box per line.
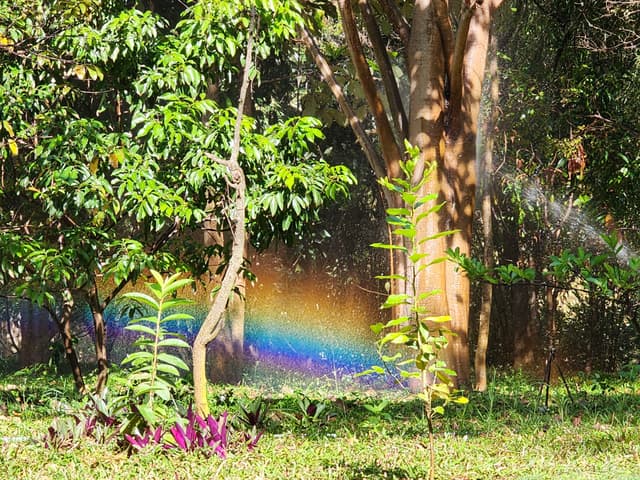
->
[87, 282, 108, 394]
[193, 190, 245, 415]
[192, 9, 253, 417]
[203, 220, 246, 384]
[474, 30, 499, 392]
[46, 290, 86, 394]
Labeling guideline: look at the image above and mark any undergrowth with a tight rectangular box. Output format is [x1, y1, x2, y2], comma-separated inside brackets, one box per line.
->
[1, 367, 639, 479]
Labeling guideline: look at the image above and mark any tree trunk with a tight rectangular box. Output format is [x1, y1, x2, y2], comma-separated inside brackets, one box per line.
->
[193, 180, 246, 416]
[474, 31, 499, 392]
[410, 1, 495, 387]
[307, 0, 503, 387]
[193, 10, 253, 416]
[47, 290, 86, 394]
[18, 300, 54, 368]
[512, 280, 538, 369]
[87, 282, 108, 394]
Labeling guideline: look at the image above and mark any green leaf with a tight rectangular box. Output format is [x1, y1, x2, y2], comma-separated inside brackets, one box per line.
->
[161, 313, 195, 323]
[162, 276, 193, 296]
[409, 252, 429, 263]
[122, 351, 154, 365]
[125, 324, 157, 336]
[386, 207, 411, 216]
[157, 353, 189, 370]
[381, 294, 410, 308]
[123, 292, 160, 310]
[155, 363, 180, 376]
[419, 229, 460, 244]
[424, 315, 451, 323]
[384, 316, 410, 328]
[393, 228, 416, 239]
[156, 338, 191, 349]
[162, 298, 193, 310]
[135, 404, 157, 425]
[8, 139, 18, 157]
[370, 243, 407, 252]
[370, 322, 384, 335]
[381, 353, 402, 362]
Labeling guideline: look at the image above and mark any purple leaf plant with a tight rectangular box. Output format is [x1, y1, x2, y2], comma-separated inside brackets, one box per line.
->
[125, 407, 259, 458]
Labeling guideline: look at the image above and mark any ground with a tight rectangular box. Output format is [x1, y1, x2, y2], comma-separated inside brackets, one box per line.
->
[1, 368, 639, 479]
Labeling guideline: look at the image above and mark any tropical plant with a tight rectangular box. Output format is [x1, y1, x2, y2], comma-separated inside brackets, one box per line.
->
[120, 270, 193, 428]
[236, 396, 270, 430]
[362, 156, 466, 480]
[44, 391, 120, 450]
[295, 394, 330, 425]
[125, 406, 261, 458]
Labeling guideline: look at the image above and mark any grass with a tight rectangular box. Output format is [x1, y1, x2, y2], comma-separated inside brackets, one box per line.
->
[1, 365, 639, 479]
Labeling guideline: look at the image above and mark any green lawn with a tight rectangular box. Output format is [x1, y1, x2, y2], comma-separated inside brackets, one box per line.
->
[1, 368, 639, 479]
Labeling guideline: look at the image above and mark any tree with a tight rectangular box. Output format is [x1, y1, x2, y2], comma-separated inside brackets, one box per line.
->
[301, 0, 504, 385]
[0, 0, 355, 393]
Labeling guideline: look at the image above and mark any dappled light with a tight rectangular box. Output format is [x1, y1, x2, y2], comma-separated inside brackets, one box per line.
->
[1, 0, 639, 478]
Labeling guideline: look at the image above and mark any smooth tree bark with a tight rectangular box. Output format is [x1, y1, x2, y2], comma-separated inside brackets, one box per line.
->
[192, 11, 253, 417]
[474, 32, 498, 392]
[304, 0, 504, 385]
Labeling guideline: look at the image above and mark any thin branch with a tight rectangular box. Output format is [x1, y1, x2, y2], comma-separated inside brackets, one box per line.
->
[196, 8, 253, 346]
[298, 25, 388, 183]
[359, 0, 408, 140]
[449, 1, 478, 119]
[338, 0, 403, 178]
[378, 0, 411, 53]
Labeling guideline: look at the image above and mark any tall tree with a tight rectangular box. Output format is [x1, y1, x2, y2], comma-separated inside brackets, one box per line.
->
[302, 0, 504, 384]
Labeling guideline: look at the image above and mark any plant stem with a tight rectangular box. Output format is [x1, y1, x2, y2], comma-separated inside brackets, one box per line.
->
[149, 296, 163, 409]
[426, 408, 435, 480]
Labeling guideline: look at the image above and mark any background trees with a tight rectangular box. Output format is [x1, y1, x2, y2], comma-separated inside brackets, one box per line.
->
[469, 0, 640, 376]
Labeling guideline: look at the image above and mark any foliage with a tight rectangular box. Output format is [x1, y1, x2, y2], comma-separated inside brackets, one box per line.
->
[43, 391, 119, 450]
[294, 394, 331, 425]
[453, 228, 640, 369]
[365, 159, 463, 404]
[4, 373, 640, 479]
[125, 407, 261, 458]
[448, 248, 536, 285]
[0, 0, 356, 391]
[119, 270, 193, 428]
[452, 231, 640, 364]
[236, 396, 270, 429]
[362, 157, 467, 479]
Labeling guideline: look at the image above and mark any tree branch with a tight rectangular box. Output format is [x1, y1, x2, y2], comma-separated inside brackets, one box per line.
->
[378, 0, 411, 53]
[298, 25, 388, 182]
[338, 0, 403, 179]
[449, 1, 478, 119]
[196, 9, 252, 346]
[433, 0, 455, 92]
[359, 0, 408, 140]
